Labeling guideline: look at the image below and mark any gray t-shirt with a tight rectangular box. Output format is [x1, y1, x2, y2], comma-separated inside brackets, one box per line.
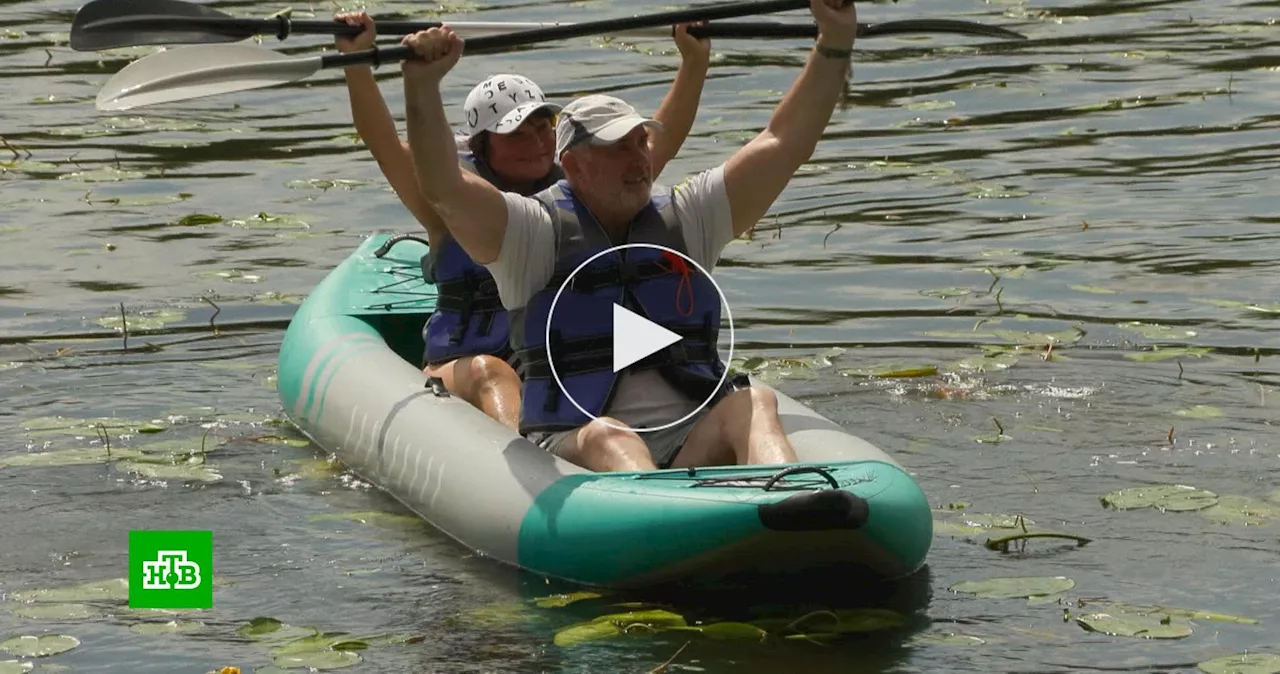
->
[485, 164, 736, 430]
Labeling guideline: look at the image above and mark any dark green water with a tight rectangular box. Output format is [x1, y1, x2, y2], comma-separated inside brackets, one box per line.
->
[2, 0, 1278, 671]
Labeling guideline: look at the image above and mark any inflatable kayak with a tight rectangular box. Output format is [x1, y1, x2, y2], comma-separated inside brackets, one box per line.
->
[276, 233, 933, 590]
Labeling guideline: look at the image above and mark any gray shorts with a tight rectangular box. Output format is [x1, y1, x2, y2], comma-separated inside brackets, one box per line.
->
[528, 412, 704, 470]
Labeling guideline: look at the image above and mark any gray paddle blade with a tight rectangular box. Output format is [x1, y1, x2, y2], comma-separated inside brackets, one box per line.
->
[71, 0, 245, 51]
[95, 44, 322, 111]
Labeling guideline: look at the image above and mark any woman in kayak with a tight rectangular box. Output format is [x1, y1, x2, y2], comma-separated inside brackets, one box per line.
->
[333, 12, 712, 430]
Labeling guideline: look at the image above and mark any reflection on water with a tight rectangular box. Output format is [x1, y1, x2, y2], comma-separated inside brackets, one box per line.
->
[2, 0, 1278, 670]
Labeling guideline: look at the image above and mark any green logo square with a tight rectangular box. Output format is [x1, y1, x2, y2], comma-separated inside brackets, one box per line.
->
[128, 530, 213, 609]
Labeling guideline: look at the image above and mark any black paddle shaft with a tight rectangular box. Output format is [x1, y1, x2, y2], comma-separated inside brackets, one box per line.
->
[319, 0, 815, 69]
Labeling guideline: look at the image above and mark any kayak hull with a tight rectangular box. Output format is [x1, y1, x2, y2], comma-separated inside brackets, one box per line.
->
[277, 233, 933, 590]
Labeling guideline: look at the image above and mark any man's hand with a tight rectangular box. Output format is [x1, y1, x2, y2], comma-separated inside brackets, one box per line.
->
[810, 0, 858, 50]
[334, 11, 376, 53]
[401, 27, 465, 86]
[672, 21, 711, 65]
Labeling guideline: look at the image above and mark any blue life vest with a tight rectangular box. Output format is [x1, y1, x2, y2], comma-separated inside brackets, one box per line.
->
[508, 180, 731, 435]
[422, 141, 563, 365]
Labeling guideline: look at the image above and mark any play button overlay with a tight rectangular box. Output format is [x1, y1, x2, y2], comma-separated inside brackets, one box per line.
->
[545, 243, 734, 434]
[612, 304, 682, 373]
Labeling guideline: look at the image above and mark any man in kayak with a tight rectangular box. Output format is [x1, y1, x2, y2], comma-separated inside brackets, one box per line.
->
[333, 12, 713, 431]
[400, 0, 858, 471]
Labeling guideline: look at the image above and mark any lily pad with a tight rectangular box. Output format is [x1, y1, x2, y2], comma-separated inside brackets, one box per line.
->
[1199, 495, 1276, 526]
[177, 214, 222, 226]
[1175, 405, 1224, 419]
[117, 458, 222, 482]
[992, 328, 1083, 346]
[1197, 653, 1280, 674]
[226, 212, 310, 230]
[9, 579, 127, 603]
[235, 618, 316, 644]
[1075, 612, 1192, 639]
[1117, 321, 1196, 340]
[1086, 601, 1258, 625]
[533, 592, 602, 608]
[8, 604, 100, 621]
[0, 635, 80, 657]
[129, 620, 203, 635]
[1101, 484, 1219, 512]
[1124, 346, 1214, 361]
[95, 308, 185, 332]
[271, 651, 361, 670]
[251, 435, 310, 447]
[841, 364, 938, 378]
[58, 168, 146, 182]
[193, 269, 264, 284]
[949, 352, 1019, 373]
[669, 622, 767, 640]
[919, 287, 972, 298]
[1069, 284, 1117, 295]
[950, 576, 1075, 599]
[0, 447, 143, 468]
[0, 661, 32, 674]
[553, 620, 622, 647]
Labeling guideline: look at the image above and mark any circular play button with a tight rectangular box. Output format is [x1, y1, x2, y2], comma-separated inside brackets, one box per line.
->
[544, 243, 734, 434]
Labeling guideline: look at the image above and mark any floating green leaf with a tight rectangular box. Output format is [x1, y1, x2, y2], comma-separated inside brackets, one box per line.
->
[1125, 346, 1213, 361]
[177, 214, 222, 226]
[1197, 653, 1280, 674]
[0, 661, 32, 674]
[285, 179, 375, 191]
[1076, 612, 1192, 639]
[0, 635, 80, 657]
[1069, 284, 1117, 295]
[992, 328, 1083, 346]
[129, 620, 203, 635]
[58, 168, 146, 182]
[194, 269, 264, 284]
[919, 287, 973, 299]
[117, 458, 222, 483]
[669, 622, 767, 640]
[905, 99, 956, 111]
[227, 212, 309, 230]
[95, 308, 185, 332]
[950, 352, 1019, 373]
[1101, 484, 1218, 512]
[1085, 601, 1257, 625]
[841, 364, 938, 378]
[553, 620, 622, 647]
[271, 650, 361, 669]
[9, 579, 128, 603]
[236, 618, 316, 643]
[8, 604, 100, 621]
[0, 446, 143, 468]
[1175, 405, 1223, 419]
[1199, 495, 1276, 526]
[533, 592, 602, 608]
[251, 435, 310, 447]
[950, 576, 1075, 599]
[1117, 321, 1196, 340]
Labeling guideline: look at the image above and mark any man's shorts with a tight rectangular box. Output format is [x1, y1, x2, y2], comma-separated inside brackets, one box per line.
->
[527, 409, 707, 470]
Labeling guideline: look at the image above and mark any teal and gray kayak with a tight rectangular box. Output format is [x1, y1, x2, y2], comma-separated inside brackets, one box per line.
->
[276, 233, 933, 590]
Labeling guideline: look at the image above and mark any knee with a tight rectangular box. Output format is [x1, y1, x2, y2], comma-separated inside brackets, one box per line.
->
[579, 417, 637, 448]
[725, 386, 778, 413]
[469, 355, 516, 386]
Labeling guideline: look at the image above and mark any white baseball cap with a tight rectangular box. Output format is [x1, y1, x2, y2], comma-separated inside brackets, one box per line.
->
[462, 74, 562, 138]
[554, 94, 664, 157]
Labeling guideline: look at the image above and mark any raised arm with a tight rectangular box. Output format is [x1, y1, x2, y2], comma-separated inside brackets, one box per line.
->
[335, 12, 440, 232]
[648, 22, 712, 179]
[401, 28, 510, 265]
[722, 0, 858, 238]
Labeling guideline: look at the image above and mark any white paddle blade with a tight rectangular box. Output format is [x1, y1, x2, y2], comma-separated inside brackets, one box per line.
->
[96, 44, 322, 111]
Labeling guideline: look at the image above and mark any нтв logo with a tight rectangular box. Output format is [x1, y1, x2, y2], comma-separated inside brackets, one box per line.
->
[128, 530, 213, 609]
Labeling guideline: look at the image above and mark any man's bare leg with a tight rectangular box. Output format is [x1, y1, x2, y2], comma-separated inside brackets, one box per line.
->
[424, 355, 521, 430]
[552, 417, 659, 472]
[670, 387, 797, 468]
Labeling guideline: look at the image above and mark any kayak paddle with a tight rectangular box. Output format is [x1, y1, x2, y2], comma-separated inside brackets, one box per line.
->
[72, 0, 1026, 51]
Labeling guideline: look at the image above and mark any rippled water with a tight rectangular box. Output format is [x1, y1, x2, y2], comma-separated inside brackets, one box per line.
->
[2, 0, 1278, 670]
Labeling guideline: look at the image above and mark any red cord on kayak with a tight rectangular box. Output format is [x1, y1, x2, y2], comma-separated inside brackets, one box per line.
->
[658, 251, 695, 317]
